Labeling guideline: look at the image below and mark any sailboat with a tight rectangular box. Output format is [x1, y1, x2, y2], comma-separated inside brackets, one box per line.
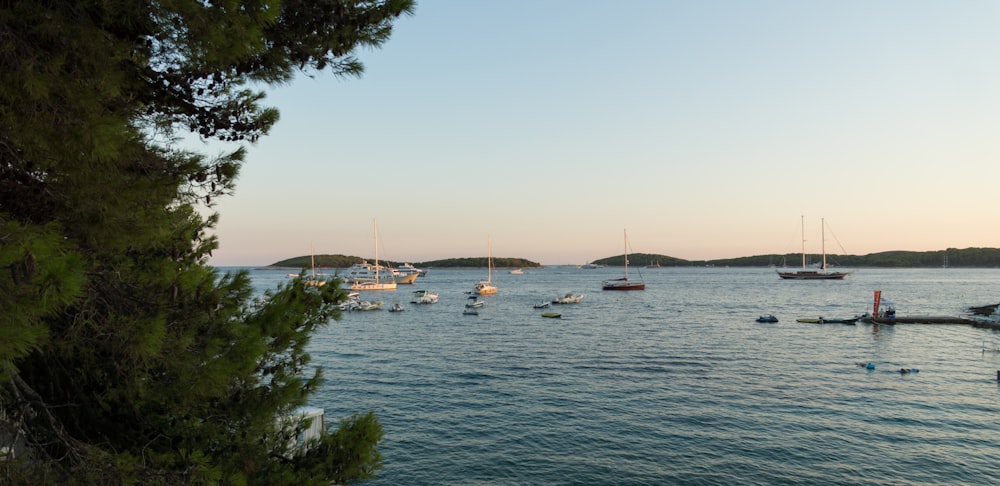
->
[474, 237, 498, 295]
[602, 229, 645, 291]
[347, 219, 397, 291]
[777, 216, 849, 280]
[305, 242, 326, 287]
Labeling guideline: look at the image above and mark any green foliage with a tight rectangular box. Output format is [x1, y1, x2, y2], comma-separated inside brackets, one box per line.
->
[415, 257, 541, 268]
[592, 248, 1000, 268]
[1, 0, 413, 483]
[704, 248, 1000, 268]
[273, 255, 543, 268]
[272, 254, 366, 268]
[591, 253, 686, 267]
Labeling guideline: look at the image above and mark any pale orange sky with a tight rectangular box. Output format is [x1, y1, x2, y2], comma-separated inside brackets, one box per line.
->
[201, 1, 1000, 266]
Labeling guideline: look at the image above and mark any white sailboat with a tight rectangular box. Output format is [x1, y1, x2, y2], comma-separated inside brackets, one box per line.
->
[348, 219, 397, 291]
[602, 229, 645, 291]
[777, 216, 849, 280]
[305, 242, 326, 287]
[474, 237, 498, 295]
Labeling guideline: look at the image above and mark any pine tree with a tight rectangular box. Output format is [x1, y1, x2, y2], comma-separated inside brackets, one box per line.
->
[1, 1, 413, 482]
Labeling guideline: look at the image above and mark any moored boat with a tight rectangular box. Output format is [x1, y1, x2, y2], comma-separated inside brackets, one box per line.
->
[603, 229, 645, 291]
[396, 262, 427, 277]
[410, 290, 439, 304]
[473, 238, 498, 295]
[777, 216, 849, 280]
[345, 219, 397, 291]
[552, 293, 584, 304]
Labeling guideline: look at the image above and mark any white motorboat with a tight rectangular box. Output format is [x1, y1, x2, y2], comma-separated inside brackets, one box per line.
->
[552, 293, 584, 304]
[353, 300, 383, 311]
[395, 263, 427, 277]
[410, 290, 439, 304]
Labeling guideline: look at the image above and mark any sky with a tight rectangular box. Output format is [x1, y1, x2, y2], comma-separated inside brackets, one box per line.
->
[201, 0, 1000, 266]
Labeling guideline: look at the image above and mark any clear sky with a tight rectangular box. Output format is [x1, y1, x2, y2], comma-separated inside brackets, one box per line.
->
[202, 0, 1000, 266]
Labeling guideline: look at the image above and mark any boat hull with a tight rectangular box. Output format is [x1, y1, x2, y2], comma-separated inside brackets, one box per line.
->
[777, 271, 848, 280]
[475, 281, 497, 295]
[602, 280, 645, 291]
[348, 281, 397, 291]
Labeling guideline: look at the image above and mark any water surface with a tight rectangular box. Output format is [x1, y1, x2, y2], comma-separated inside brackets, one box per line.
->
[243, 266, 1000, 485]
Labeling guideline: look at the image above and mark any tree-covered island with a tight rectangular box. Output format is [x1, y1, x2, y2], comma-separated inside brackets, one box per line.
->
[269, 247, 1000, 269]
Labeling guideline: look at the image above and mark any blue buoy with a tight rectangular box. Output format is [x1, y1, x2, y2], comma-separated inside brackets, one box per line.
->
[866, 363, 875, 370]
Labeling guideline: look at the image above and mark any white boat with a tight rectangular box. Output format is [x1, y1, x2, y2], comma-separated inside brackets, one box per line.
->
[346, 219, 397, 291]
[580, 262, 603, 269]
[533, 302, 551, 309]
[391, 263, 421, 284]
[776, 216, 850, 280]
[343, 261, 394, 281]
[410, 289, 439, 304]
[465, 297, 484, 309]
[474, 238, 498, 295]
[336, 292, 361, 310]
[348, 300, 383, 311]
[552, 293, 584, 304]
[395, 263, 427, 277]
[602, 229, 645, 291]
[388, 302, 405, 312]
[509, 268, 524, 275]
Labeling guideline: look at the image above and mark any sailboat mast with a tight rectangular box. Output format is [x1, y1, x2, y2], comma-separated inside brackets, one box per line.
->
[373, 218, 379, 284]
[311, 241, 316, 279]
[799, 215, 806, 270]
[623, 229, 629, 280]
[487, 236, 493, 284]
[821, 217, 827, 271]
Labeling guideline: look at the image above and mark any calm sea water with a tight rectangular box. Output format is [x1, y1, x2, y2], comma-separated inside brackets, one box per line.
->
[238, 266, 1000, 485]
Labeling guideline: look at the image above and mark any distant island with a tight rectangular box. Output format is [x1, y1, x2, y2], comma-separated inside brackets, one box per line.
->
[270, 247, 1000, 269]
[270, 254, 542, 269]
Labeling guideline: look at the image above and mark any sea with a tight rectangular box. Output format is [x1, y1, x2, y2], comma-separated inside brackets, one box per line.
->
[234, 266, 1000, 485]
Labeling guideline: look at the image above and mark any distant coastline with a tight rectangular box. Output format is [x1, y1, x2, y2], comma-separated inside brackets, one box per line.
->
[265, 247, 1000, 269]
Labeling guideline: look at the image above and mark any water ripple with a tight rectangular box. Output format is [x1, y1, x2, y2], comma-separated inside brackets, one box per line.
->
[246, 267, 1000, 484]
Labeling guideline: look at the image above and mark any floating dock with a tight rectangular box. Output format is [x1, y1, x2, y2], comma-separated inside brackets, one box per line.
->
[862, 316, 1000, 329]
